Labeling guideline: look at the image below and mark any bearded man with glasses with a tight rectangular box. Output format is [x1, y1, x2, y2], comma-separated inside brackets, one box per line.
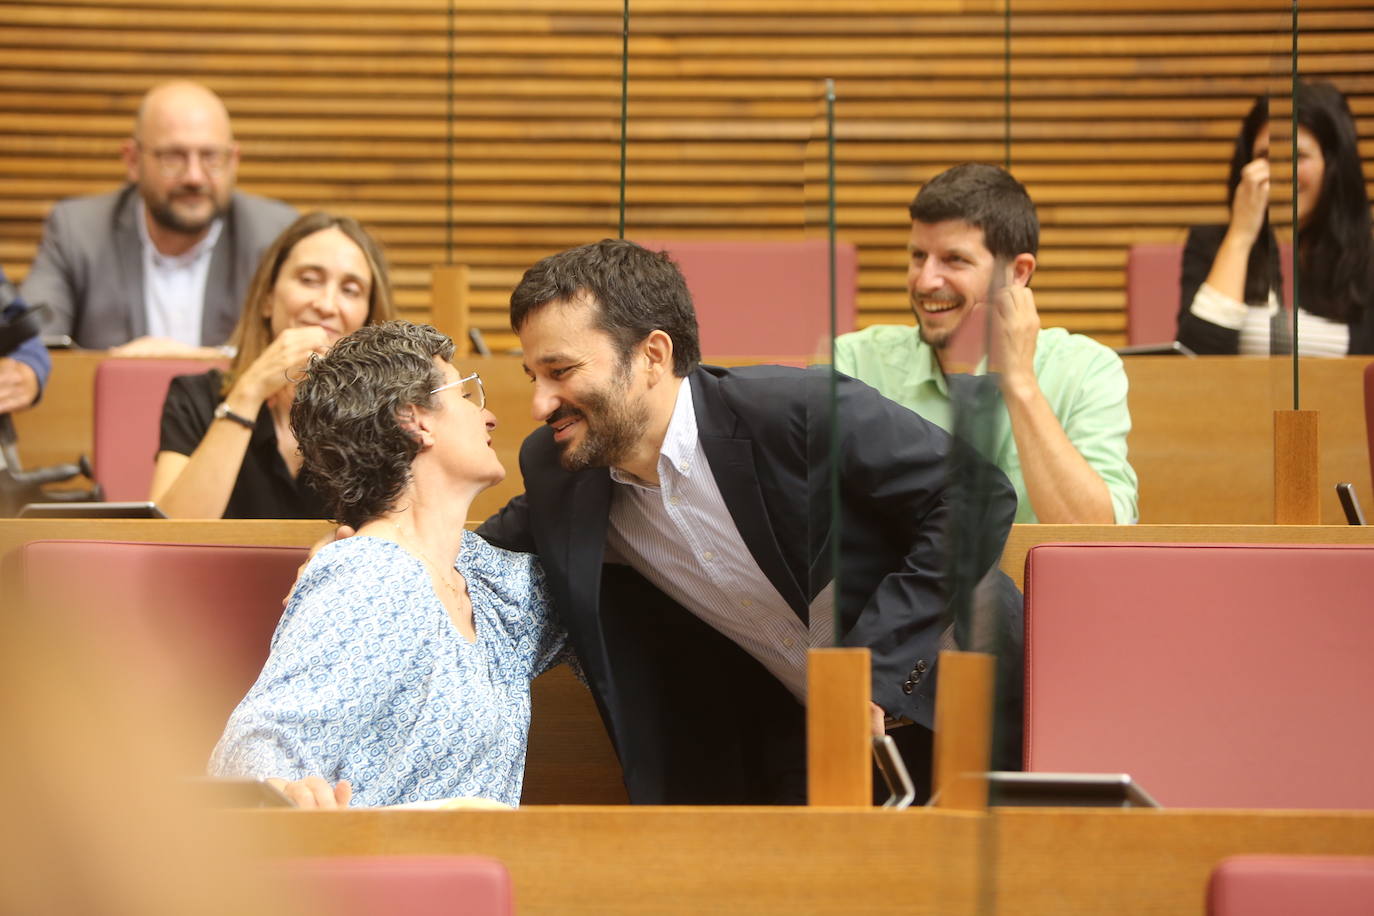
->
[22, 80, 296, 354]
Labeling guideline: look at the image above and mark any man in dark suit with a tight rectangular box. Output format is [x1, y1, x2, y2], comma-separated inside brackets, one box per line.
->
[21, 81, 296, 354]
[478, 239, 1019, 804]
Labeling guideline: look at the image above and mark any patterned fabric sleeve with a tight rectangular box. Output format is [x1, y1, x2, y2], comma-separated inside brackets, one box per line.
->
[208, 540, 424, 784]
[463, 534, 581, 682]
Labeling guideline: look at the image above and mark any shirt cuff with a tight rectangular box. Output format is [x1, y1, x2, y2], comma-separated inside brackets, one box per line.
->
[1189, 282, 1249, 330]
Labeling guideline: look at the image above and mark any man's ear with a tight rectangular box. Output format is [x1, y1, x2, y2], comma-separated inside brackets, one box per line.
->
[1009, 252, 1037, 288]
[121, 138, 140, 184]
[641, 329, 675, 384]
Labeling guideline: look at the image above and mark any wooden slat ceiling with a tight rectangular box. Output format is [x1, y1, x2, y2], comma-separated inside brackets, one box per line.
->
[0, 0, 1370, 351]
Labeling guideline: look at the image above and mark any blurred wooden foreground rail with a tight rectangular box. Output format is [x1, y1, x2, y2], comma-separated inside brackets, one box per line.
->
[220, 806, 1374, 915]
[14, 352, 1374, 525]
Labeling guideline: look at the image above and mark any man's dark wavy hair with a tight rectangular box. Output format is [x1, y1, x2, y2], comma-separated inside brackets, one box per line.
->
[291, 321, 454, 529]
[909, 162, 1039, 260]
[509, 239, 701, 376]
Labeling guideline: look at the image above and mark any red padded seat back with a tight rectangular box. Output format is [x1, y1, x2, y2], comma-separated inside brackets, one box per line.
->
[277, 856, 514, 916]
[1125, 244, 1185, 346]
[21, 539, 305, 760]
[636, 240, 857, 361]
[1208, 856, 1374, 916]
[93, 357, 228, 501]
[1024, 542, 1374, 808]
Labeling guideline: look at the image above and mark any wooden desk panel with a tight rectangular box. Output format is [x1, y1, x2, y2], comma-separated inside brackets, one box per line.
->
[14, 353, 1374, 523]
[225, 806, 1374, 915]
[1123, 355, 1374, 524]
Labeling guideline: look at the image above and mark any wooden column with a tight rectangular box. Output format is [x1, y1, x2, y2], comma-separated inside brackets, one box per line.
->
[1274, 410, 1320, 524]
[931, 650, 994, 811]
[430, 264, 471, 357]
[807, 647, 872, 806]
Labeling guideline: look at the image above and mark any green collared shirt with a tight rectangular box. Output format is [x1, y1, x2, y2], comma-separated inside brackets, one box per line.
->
[833, 324, 1138, 524]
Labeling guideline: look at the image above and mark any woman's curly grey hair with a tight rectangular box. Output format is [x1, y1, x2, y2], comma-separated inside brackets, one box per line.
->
[291, 321, 455, 529]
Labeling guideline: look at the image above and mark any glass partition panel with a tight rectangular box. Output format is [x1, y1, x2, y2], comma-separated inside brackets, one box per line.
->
[818, 0, 1010, 892]
[1291, 13, 1373, 521]
[993, 2, 1301, 526]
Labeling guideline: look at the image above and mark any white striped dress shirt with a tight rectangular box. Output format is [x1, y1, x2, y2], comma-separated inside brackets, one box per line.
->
[606, 377, 832, 702]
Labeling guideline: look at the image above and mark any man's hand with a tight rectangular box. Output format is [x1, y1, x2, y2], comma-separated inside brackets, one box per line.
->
[0, 357, 38, 414]
[1229, 156, 1270, 248]
[988, 283, 1041, 394]
[266, 776, 352, 809]
[108, 336, 223, 358]
[869, 702, 886, 738]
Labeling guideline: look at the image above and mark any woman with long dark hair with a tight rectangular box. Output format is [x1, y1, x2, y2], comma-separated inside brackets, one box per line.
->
[1177, 81, 1374, 355]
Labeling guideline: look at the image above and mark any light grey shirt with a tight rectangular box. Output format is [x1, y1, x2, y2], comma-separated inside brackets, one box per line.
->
[606, 378, 832, 702]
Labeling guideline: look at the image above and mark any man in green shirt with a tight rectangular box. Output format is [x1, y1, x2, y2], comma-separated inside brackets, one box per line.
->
[834, 163, 1138, 524]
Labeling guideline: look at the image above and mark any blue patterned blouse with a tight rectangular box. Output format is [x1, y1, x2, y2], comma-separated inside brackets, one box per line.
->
[209, 532, 569, 807]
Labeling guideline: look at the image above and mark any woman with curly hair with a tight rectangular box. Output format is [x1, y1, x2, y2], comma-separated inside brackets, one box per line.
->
[1177, 80, 1374, 355]
[210, 321, 569, 808]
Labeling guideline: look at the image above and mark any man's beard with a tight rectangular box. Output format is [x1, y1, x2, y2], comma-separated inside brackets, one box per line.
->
[146, 186, 225, 236]
[913, 292, 964, 350]
[550, 377, 650, 473]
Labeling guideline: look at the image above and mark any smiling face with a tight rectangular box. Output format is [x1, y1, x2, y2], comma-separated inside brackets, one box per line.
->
[263, 226, 373, 343]
[906, 219, 1005, 349]
[518, 296, 652, 473]
[425, 358, 504, 488]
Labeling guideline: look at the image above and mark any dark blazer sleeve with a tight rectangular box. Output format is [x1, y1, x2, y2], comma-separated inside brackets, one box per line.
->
[829, 373, 1016, 728]
[476, 492, 537, 554]
[1176, 224, 1243, 355]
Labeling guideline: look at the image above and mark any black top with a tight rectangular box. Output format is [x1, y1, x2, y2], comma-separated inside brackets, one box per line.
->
[1177, 224, 1374, 355]
[158, 369, 328, 520]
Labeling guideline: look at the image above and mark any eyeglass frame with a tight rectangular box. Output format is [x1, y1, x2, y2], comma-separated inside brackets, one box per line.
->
[430, 372, 485, 410]
[136, 141, 236, 178]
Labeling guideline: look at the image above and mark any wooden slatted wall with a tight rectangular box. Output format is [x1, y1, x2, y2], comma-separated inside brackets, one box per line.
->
[0, 0, 1370, 352]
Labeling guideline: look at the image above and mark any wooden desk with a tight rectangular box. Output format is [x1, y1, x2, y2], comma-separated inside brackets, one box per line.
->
[223, 806, 1374, 915]
[16, 352, 1374, 525]
[1124, 355, 1374, 525]
[11, 352, 539, 521]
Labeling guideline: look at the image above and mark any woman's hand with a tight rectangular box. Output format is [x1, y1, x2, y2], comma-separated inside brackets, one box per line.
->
[1228, 156, 1270, 247]
[266, 775, 352, 809]
[226, 325, 331, 415]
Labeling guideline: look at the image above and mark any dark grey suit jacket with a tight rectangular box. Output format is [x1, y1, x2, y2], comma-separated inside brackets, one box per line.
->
[478, 364, 1018, 803]
[22, 184, 297, 349]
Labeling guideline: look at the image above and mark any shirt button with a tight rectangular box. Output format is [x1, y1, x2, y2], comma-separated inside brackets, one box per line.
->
[741, 598, 754, 608]
[680, 461, 690, 472]
[783, 637, 796, 649]
[669, 494, 681, 506]
[702, 551, 714, 561]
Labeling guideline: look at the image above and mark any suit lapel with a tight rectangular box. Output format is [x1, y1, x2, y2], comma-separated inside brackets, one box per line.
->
[113, 188, 146, 340]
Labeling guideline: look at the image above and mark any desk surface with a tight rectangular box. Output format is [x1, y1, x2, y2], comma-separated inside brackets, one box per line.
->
[222, 805, 1374, 915]
[13, 351, 1374, 525]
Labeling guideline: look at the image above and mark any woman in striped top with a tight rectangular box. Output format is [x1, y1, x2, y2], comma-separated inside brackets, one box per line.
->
[1177, 80, 1374, 357]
